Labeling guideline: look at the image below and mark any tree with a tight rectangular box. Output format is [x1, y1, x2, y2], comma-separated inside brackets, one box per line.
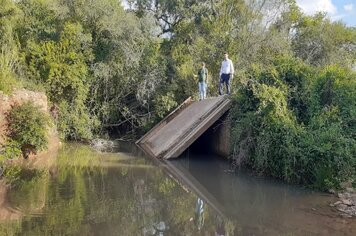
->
[27, 22, 95, 140]
[292, 13, 356, 67]
[0, 0, 23, 93]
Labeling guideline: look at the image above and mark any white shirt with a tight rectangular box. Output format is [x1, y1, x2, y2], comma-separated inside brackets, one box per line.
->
[220, 59, 234, 76]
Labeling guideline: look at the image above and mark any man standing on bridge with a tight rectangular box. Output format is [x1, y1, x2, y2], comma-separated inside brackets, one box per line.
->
[197, 62, 209, 100]
[219, 52, 234, 95]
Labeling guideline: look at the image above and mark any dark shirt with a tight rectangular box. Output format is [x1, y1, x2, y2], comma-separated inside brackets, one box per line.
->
[198, 68, 208, 83]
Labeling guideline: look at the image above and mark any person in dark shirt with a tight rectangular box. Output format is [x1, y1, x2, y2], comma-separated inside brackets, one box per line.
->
[197, 62, 208, 100]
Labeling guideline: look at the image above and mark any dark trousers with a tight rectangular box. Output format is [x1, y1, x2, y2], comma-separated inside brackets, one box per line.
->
[219, 73, 231, 95]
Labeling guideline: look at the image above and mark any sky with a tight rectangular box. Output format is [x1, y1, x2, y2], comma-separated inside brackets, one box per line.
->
[296, 0, 356, 26]
[121, 0, 356, 27]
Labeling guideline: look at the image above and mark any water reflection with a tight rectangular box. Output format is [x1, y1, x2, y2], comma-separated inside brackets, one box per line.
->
[170, 151, 356, 235]
[0, 143, 354, 236]
[194, 198, 204, 231]
[0, 143, 222, 235]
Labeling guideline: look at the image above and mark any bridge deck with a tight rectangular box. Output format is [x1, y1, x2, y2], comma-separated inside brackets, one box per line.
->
[136, 96, 232, 159]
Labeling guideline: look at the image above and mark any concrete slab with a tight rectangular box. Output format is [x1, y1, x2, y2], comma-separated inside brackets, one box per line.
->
[137, 96, 232, 159]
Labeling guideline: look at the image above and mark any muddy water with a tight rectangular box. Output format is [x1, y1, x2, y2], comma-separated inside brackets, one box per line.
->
[0, 143, 354, 236]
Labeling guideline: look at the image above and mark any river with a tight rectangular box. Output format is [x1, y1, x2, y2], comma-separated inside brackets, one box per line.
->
[0, 142, 355, 235]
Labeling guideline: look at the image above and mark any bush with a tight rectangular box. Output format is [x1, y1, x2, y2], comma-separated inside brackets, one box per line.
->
[6, 101, 51, 158]
[154, 92, 178, 118]
[309, 66, 356, 137]
[230, 58, 356, 190]
[57, 101, 97, 141]
[0, 139, 22, 161]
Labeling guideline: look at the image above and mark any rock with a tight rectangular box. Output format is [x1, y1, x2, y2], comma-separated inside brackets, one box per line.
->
[340, 213, 352, 218]
[346, 188, 354, 193]
[340, 181, 353, 189]
[336, 204, 349, 213]
[341, 199, 354, 206]
[335, 203, 356, 217]
[333, 201, 343, 206]
[338, 192, 351, 200]
[351, 194, 356, 205]
[331, 189, 356, 217]
[328, 189, 336, 194]
[351, 206, 356, 215]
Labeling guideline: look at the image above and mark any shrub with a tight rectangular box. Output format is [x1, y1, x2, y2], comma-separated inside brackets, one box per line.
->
[154, 92, 178, 118]
[57, 101, 96, 141]
[309, 66, 356, 137]
[6, 101, 51, 158]
[0, 139, 22, 161]
[0, 47, 21, 94]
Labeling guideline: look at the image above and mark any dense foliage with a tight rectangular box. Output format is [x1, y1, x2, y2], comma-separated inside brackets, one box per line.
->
[0, 0, 355, 189]
[230, 58, 356, 190]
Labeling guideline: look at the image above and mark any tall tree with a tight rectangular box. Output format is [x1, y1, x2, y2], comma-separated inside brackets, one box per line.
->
[292, 13, 356, 67]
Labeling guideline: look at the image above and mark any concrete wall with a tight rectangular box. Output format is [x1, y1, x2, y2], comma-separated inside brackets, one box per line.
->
[209, 112, 230, 157]
[189, 112, 230, 158]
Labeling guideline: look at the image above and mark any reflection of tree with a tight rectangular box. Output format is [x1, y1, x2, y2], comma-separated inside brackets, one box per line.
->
[0, 181, 23, 235]
[8, 170, 48, 214]
[0, 143, 234, 235]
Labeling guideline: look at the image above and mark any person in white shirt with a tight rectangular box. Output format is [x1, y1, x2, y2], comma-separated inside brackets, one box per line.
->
[219, 52, 234, 95]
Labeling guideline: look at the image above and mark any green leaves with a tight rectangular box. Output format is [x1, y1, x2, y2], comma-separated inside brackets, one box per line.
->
[6, 101, 51, 156]
[0, 139, 22, 161]
[230, 57, 356, 190]
[0, 46, 22, 94]
[28, 22, 91, 102]
[292, 13, 356, 66]
[26, 22, 95, 140]
[154, 92, 178, 118]
[1, 0, 355, 170]
[310, 66, 356, 137]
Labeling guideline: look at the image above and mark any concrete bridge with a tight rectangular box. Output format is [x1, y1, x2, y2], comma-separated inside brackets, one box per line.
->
[136, 96, 232, 159]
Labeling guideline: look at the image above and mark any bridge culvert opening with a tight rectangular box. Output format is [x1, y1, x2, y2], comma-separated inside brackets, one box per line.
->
[186, 112, 230, 158]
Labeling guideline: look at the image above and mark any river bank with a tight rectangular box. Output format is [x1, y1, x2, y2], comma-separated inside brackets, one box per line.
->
[331, 189, 356, 218]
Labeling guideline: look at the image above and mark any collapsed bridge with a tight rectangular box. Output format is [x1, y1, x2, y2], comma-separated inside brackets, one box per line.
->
[136, 96, 232, 159]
